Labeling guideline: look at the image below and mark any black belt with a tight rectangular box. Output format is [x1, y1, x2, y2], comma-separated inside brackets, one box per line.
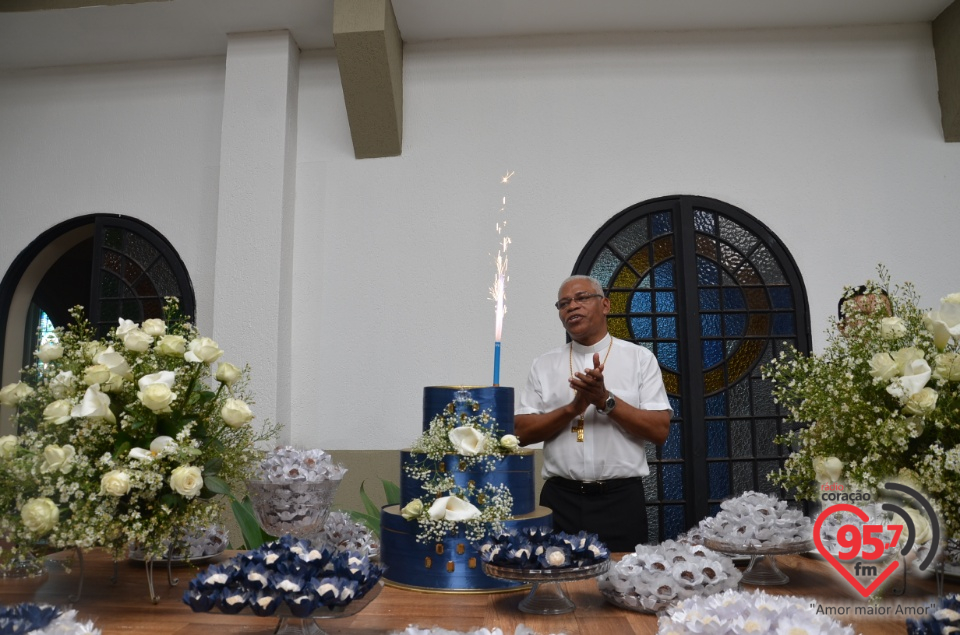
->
[548, 476, 643, 495]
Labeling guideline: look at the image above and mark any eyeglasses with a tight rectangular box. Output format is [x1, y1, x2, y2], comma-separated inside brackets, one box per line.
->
[555, 293, 603, 310]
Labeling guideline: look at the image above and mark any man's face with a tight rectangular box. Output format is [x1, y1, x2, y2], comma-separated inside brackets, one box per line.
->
[557, 279, 610, 345]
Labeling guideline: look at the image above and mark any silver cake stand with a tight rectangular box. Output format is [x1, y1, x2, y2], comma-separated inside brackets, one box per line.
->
[482, 560, 610, 614]
[704, 538, 813, 586]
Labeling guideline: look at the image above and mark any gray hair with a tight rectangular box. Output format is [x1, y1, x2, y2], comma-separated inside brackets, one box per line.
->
[558, 275, 604, 296]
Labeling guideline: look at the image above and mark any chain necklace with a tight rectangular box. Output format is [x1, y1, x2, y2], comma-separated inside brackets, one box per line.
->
[569, 336, 613, 443]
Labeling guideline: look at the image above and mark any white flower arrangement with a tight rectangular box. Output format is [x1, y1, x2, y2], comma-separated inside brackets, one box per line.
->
[691, 491, 811, 550]
[657, 588, 854, 635]
[598, 540, 741, 613]
[401, 396, 518, 544]
[0, 299, 280, 569]
[763, 266, 960, 541]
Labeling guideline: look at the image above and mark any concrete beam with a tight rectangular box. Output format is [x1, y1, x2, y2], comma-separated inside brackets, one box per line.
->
[333, 0, 403, 158]
[934, 0, 960, 141]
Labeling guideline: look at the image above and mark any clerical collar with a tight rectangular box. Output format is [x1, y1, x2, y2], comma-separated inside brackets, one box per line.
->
[570, 333, 612, 356]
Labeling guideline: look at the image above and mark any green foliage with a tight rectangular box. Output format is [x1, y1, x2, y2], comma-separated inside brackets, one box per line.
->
[346, 478, 400, 537]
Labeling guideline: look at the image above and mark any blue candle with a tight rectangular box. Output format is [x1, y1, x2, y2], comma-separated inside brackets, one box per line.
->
[493, 341, 501, 386]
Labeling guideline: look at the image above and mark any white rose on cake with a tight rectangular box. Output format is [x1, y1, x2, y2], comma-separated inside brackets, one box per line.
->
[448, 426, 485, 455]
[500, 434, 520, 451]
[401, 499, 423, 520]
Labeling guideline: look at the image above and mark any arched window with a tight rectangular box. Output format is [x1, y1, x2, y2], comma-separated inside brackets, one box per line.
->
[0, 215, 195, 418]
[572, 195, 811, 543]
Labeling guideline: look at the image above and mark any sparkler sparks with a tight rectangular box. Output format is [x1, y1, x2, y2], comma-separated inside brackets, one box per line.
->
[491, 171, 513, 385]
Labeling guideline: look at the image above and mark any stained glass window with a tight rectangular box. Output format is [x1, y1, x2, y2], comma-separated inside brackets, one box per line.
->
[90, 217, 195, 335]
[572, 196, 810, 542]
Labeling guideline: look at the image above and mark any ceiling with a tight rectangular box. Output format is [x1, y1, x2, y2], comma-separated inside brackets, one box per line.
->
[0, 0, 954, 71]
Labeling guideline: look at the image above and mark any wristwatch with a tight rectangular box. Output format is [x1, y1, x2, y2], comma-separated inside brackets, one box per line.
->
[597, 392, 616, 415]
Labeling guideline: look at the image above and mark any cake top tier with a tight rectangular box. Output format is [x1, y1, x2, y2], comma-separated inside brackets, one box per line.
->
[422, 386, 514, 435]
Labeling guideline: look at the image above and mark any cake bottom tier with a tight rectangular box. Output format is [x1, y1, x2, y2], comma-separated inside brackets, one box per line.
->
[379, 504, 553, 592]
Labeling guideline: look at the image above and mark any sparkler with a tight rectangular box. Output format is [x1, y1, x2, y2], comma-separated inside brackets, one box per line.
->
[491, 171, 514, 386]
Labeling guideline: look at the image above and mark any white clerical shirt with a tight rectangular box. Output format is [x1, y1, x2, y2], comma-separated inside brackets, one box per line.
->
[516, 334, 672, 481]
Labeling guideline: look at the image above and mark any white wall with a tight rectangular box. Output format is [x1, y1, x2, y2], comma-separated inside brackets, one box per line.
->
[3, 24, 960, 451]
[0, 58, 225, 335]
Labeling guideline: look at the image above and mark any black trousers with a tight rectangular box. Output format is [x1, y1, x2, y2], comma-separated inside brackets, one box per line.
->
[539, 476, 648, 552]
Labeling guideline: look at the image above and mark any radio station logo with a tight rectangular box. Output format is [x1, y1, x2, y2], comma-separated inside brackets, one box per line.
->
[813, 482, 940, 598]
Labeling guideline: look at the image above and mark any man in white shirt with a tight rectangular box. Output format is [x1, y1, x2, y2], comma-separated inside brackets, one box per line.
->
[515, 275, 672, 550]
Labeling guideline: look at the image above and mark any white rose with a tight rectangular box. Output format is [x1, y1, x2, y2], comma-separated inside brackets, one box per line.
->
[94, 346, 132, 379]
[184, 337, 224, 364]
[156, 335, 187, 357]
[43, 400, 73, 425]
[427, 495, 481, 522]
[934, 352, 960, 382]
[880, 317, 907, 340]
[82, 364, 111, 386]
[138, 383, 176, 412]
[100, 469, 131, 496]
[170, 465, 204, 498]
[137, 371, 176, 392]
[141, 318, 166, 337]
[886, 357, 932, 402]
[21, 497, 59, 535]
[115, 318, 138, 338]
[823, 457, 843, 482]
[81, 341, 105, 361]
[221, 398, 254, 427]
[924, 293, 960, 349]
[101, 373, 125, 393]
[500, 434, 520, 452]
[892, 347, 925, 372]
[0, 435, 18, 459]
[903, 387, 938, 416]
[49, 371, 77, 399]
[0, 382, 34, 406]
[40, 444, 76, 474]
[71, 385, 115, 423]
[401, 499, 423, 520]
[869, 352, 900, 382]
[448, 426, 486, 456]
[892, 508, 933, 546]
[122, 328, 154, 353]
[215, 362, 242, 387]
[36, 342, 64, 363]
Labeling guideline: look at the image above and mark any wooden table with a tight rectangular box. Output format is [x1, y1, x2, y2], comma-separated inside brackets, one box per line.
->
[1, 549, 956, 634]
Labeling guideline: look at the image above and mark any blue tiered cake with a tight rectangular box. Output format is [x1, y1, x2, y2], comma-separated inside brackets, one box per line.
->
[380, 386, 552, 592]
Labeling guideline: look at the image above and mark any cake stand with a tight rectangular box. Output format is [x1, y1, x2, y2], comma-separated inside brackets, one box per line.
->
[704, 538, 813, 586]
[482, 560, 610, 614]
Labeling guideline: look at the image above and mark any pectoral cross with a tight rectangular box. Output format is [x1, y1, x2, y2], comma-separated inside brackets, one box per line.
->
[571, 416, 584, 442]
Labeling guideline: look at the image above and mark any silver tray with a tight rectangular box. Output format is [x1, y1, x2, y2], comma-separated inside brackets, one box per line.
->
[482, 559, 610, 582]
[599, 587, 668, 614]
[703, 538, 813, 556]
